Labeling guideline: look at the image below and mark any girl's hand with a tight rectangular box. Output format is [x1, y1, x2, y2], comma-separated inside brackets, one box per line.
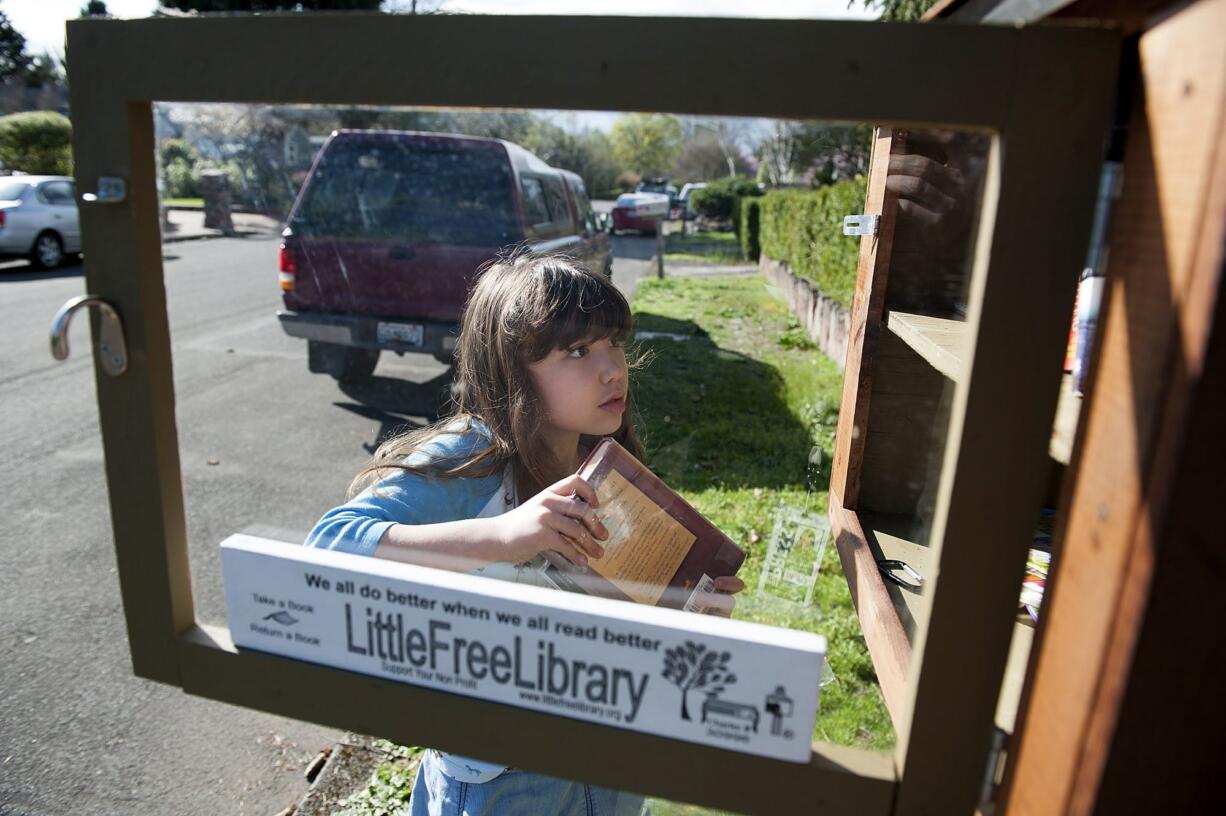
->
[698, 576, 747, 618]
[494, 474, 609, 567]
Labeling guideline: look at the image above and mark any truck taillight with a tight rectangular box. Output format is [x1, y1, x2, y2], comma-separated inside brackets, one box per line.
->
[279, 243, 296, 291]
[0, 210, 6, 227]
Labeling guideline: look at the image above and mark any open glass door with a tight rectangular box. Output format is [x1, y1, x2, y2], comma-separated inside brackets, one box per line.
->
[62, 13, 1118, 814]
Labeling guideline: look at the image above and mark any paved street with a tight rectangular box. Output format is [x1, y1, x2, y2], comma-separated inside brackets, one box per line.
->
[0, 233, 658, 815]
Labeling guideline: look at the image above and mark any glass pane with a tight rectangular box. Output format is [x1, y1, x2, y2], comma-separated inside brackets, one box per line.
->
[150, 101, 994, 811]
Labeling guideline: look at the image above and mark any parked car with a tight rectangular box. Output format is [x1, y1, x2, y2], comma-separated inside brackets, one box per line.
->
[0, 175, 81, 268]
[678, 182, 707, 219]
[609, 191, 671, 235]
[277, 130, 613, 382]
[636, 178, 680, 215]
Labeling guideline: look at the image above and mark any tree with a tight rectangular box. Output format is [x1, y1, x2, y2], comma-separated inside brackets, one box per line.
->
[858, 0, 939, 21]
[0, 111, 73, 175]
[159, 137, 201, 197]
[81, 1, 110, 16]
[0, 9, 66, 115]
[757, 121, 799, 187]
[522, 119, 620, 199]
[159, 1, 382, 11]
[609, 113, 683, 179]
[23, 53, 62, 90]
[756, 121, 871, 188]
[661, 641, 737, 721]
[0, 10, 30, 85]
[672, 133, 751, 183]
[681, 118, 754, 180]
[791, 123, 872, 186]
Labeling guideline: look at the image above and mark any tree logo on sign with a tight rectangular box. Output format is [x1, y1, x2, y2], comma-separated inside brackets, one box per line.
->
[661, 641, 737, 721]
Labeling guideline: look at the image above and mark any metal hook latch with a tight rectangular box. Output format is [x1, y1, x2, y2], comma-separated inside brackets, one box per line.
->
[50, 295, 128, 376]
[877, 558, 924, 591]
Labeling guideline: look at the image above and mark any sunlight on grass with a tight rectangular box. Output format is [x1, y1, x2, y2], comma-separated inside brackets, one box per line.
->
[632, 274, 894, 815]
[631, 275, 892, 746]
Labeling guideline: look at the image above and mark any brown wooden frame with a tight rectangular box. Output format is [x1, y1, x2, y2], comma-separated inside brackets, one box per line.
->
[1000, 0, 1226, 811]
[66, 13, 1118, 813]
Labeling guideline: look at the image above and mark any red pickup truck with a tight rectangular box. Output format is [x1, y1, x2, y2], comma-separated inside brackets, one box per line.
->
[277, 130, 612, 382]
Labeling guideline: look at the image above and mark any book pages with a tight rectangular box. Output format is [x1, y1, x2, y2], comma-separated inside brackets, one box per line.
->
[591, 469, 696, 605]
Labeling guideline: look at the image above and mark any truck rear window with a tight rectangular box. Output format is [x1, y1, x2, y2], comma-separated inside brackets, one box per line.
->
[292, 138, 519, 247]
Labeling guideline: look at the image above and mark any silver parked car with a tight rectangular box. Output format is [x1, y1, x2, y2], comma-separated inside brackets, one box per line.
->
[0, 176, 81, 268]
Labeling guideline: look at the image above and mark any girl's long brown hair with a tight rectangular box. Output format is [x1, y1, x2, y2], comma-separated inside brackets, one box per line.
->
[350, 252, 645, 499]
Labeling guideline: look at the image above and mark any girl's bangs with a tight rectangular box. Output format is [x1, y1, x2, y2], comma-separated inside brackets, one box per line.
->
[527, 266, 632, 358]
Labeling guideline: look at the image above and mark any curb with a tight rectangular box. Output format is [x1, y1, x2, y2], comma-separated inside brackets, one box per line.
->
[287, 735, 422, 816]
[161, 228, 273, 244]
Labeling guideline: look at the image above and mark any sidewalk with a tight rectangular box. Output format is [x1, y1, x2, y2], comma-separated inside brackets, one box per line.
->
[161, 206, 282, 243]
[662, 260, 758, 278]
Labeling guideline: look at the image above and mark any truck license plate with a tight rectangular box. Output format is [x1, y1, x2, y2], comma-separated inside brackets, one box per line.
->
[376, 321, 423, 346]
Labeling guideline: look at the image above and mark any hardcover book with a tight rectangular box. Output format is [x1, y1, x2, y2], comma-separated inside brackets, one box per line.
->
[541, 438, 746, 611]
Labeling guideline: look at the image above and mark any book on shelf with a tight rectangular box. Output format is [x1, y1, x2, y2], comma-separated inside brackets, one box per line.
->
[540, 437, 746, 612]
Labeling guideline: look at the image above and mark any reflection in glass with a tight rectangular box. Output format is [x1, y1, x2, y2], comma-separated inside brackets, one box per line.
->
[154, 108, 996, 808]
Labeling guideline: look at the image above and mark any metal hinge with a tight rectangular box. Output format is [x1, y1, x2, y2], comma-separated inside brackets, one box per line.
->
[82, 176, 126, 204]
[842, 214, 879, 236]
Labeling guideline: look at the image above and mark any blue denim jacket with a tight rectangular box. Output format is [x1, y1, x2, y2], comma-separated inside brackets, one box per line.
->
[305, 422, 552, 783]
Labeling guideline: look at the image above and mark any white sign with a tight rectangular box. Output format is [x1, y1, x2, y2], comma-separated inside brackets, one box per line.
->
[221, 535, 825, 762]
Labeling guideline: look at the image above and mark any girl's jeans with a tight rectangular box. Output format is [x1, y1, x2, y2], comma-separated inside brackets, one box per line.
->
[410, 750, 645, 816]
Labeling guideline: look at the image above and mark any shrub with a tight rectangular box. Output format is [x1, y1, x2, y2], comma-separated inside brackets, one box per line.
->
[690, 176, 760, 220]
[738, 196, 762, 261]
[758, 176, 867, 308]
[0, 111, 72, 176]
[164, 160, 199, 198]
[159, 138, 198, 169]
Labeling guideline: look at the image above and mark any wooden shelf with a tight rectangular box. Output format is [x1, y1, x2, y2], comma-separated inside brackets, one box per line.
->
[831, 492, 1037, 735]
[1049, 373, 1082, 465]
[860, 511, 934, 641]
[996, 616, 1036, 734]
[885, 311, 968, 381]
[885, 311, 1083, 466]
[829, 492, 930, 729]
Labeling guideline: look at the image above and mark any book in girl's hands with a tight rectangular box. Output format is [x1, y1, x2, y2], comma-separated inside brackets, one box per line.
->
[540, 438, 746, 611]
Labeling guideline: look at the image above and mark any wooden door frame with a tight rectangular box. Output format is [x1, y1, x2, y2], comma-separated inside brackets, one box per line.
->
[66, 13, 1117, 813]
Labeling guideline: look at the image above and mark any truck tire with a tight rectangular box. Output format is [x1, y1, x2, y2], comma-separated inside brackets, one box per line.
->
[308, 341, 379, 383]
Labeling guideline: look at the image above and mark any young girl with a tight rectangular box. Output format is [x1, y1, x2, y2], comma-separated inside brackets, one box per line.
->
[307, 253, 741, 816]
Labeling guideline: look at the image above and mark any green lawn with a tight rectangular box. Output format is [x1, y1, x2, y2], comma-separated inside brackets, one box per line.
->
[631, 276, 892, 748]
[162, 197, 204, 208]
[632, 275, 892, 815]
[334, 274, 893, 816]
[664, 230, 743, 263]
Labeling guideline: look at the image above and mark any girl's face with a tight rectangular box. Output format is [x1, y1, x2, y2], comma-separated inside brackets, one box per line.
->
[526, 334, 628, 444]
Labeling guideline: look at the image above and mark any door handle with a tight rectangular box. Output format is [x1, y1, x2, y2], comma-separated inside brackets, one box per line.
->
[50, 295, 128, 376]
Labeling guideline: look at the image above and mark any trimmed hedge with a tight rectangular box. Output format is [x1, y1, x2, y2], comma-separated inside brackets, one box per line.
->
[737, 196, 761, 261]
[0, 112, 73, 176]
[758, 176, 867, 308]
[691, 176, 760, 220]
